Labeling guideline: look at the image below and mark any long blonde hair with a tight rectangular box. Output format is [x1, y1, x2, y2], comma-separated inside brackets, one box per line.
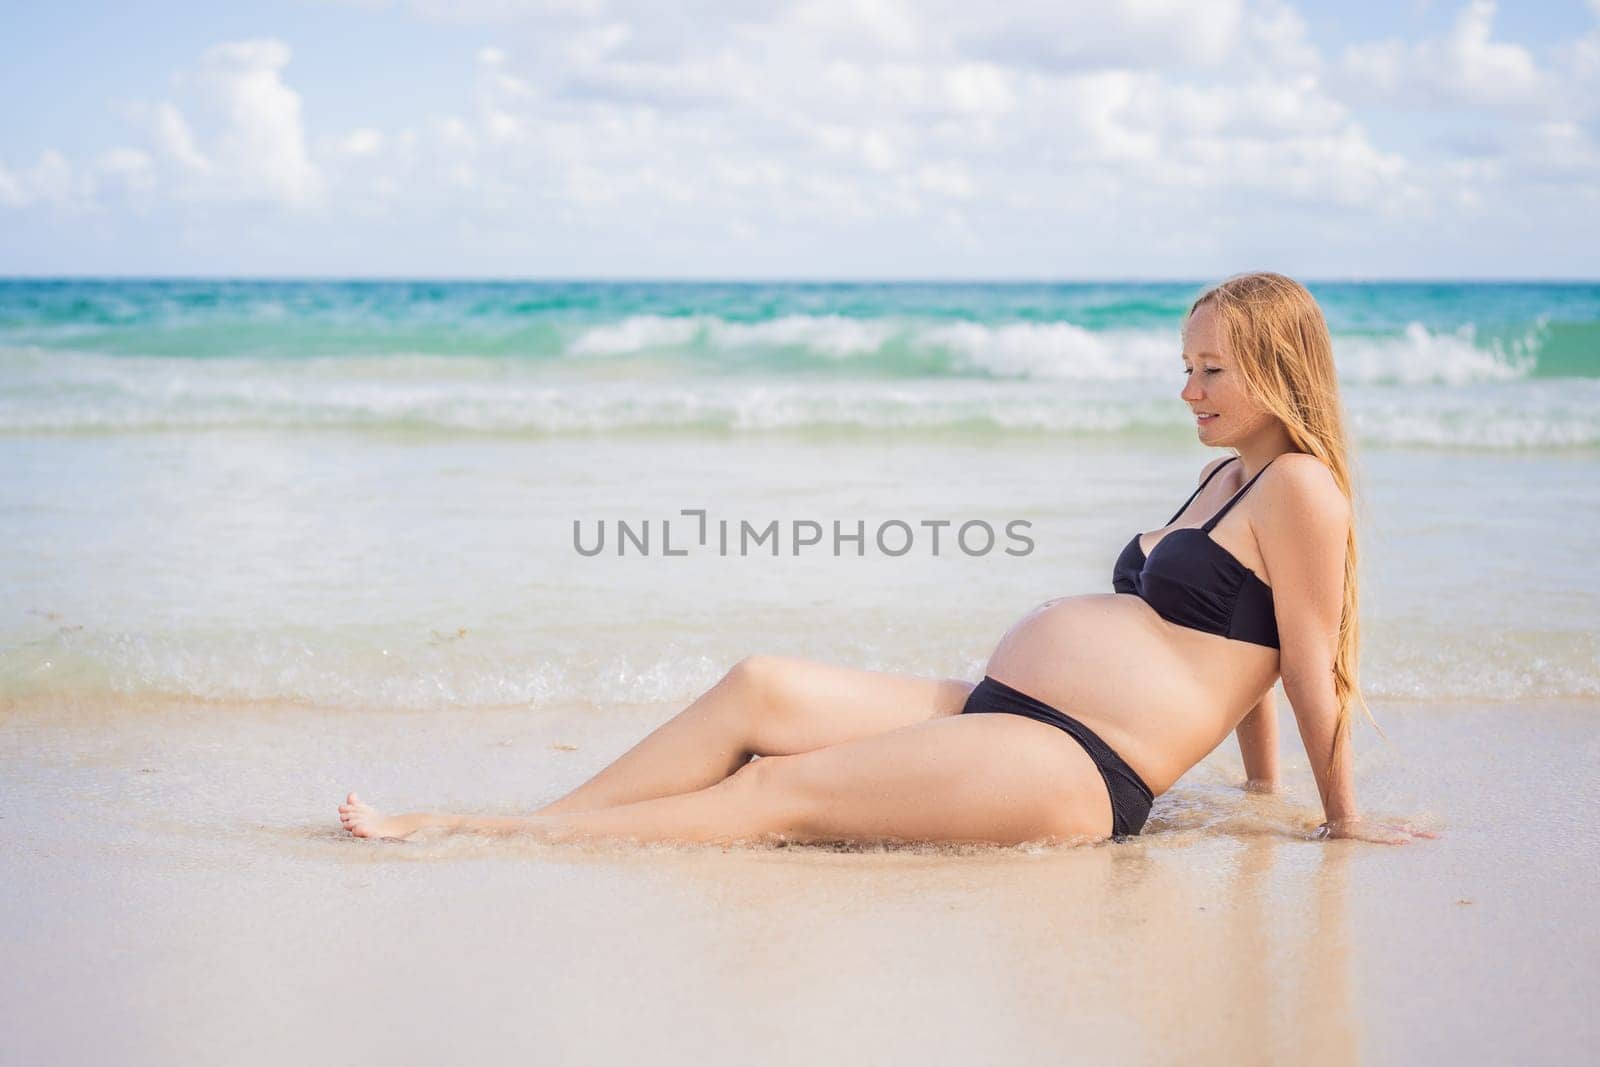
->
[1188, 271, 1377, 777]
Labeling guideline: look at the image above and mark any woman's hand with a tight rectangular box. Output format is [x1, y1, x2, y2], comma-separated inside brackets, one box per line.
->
[1313, 817, 1438, 844]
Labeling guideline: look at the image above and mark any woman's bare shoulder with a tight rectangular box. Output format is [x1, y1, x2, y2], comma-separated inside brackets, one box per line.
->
[1262, 453, 1343, 509]
[1254, 454, 1344, 543]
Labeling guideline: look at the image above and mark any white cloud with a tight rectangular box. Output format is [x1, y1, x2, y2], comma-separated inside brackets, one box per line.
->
[0, 160, 27, 207]
[563, 21, 631, 66]
[944, 63, 1017, 116]
[95, 148, 157, 196]
[474, 48, 536, 143]
[121, 38, 322, 208]
[150, 103, 212, 173]
[437, 116, 477, 150]
[411, 0, 608, 18]
[34, 150, 96, 209]
[324, 0, 610, 17]
[192, 40, 322, 206]
[1331, 0, 1599, 211]
[912, 162, 975, 199]
[1235, 0, 1322, 75]
[1554, 5, 1600, 110]
[315, 0, 1418, 233]
[956, 0, 1248, 72]
[0, 149, 99, 212]
[333, 128, 385, 158]
[1516, 120, 1600, 187]
[770, 0, 927, 58]
[1340, 0, 1545, 111]
[5, 1, 1596, 273]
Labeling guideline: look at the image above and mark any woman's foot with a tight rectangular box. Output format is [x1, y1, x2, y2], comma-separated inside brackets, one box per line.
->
[338, 791, 430, 840]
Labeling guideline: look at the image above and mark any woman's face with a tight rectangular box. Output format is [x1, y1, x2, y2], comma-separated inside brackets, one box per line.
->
[1180, 301, 1273, 447]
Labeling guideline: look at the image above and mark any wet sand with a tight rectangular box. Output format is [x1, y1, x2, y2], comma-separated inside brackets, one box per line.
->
[3, 696, 1596, 1065]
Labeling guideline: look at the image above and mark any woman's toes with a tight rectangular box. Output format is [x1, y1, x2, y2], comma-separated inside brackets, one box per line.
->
[337, 791, 399, 839]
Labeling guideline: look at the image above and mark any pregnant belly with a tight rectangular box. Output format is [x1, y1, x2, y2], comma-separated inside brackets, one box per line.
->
[981, 593, 1279, 794]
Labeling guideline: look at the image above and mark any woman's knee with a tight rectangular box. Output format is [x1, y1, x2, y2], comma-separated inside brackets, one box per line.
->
[709, 656, 797, 759]
[722, 654, 802, 720]
[719, 754, 810, 826]
[724, 654, 781, 693]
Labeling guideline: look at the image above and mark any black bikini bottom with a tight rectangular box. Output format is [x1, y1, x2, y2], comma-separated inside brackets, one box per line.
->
[959, 675, 1154, 839]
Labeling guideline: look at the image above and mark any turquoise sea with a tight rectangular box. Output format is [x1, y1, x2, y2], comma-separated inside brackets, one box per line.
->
[2, 279, 1597, 443]
[2, 278, 1596, 711]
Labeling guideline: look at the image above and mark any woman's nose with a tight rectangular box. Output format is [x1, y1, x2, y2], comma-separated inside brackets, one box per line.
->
[1181, 376, 1203, 402]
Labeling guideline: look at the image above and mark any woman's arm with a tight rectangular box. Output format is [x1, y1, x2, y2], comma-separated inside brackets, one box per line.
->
[1254, 457, 1364, 832]
[1258, 458, 1435, 844]
[1234, 688, 1279, 792]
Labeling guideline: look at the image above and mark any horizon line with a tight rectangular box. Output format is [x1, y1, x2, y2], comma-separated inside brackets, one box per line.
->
[3, 273, 1599, 285]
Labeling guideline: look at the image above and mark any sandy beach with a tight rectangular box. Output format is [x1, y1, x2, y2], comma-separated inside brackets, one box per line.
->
[4, 693, 1595, 1065]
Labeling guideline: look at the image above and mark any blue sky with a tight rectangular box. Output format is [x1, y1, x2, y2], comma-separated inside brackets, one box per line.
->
[2, 0, 1597, 279]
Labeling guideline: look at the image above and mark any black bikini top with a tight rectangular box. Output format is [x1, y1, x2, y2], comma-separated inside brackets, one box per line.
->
[1112, 455, 1280, 649]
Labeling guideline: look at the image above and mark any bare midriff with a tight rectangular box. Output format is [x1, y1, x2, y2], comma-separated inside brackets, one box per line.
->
[982, 593, 1280, 796]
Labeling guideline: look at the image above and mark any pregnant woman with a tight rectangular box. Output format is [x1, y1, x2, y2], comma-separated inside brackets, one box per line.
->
[339, 271, 1431, 848]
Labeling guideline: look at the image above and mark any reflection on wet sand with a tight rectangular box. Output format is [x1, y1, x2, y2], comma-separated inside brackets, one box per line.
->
[634, 829, 1358, 1064]
[4, 697, 1594, 1066]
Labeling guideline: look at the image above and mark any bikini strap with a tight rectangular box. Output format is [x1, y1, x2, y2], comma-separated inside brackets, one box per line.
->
[1201, 457, 1276, 532]
[1164, 455, 1239, 525]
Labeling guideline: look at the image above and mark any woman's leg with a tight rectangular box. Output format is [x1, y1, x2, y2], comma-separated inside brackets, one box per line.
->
[532, 655, 976, 815]
[339, 710, 1115, 847]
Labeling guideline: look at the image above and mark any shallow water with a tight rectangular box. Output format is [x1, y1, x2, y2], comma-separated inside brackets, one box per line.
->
[2, 433, 1596, 710]
[6, 280, 1599, 711]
